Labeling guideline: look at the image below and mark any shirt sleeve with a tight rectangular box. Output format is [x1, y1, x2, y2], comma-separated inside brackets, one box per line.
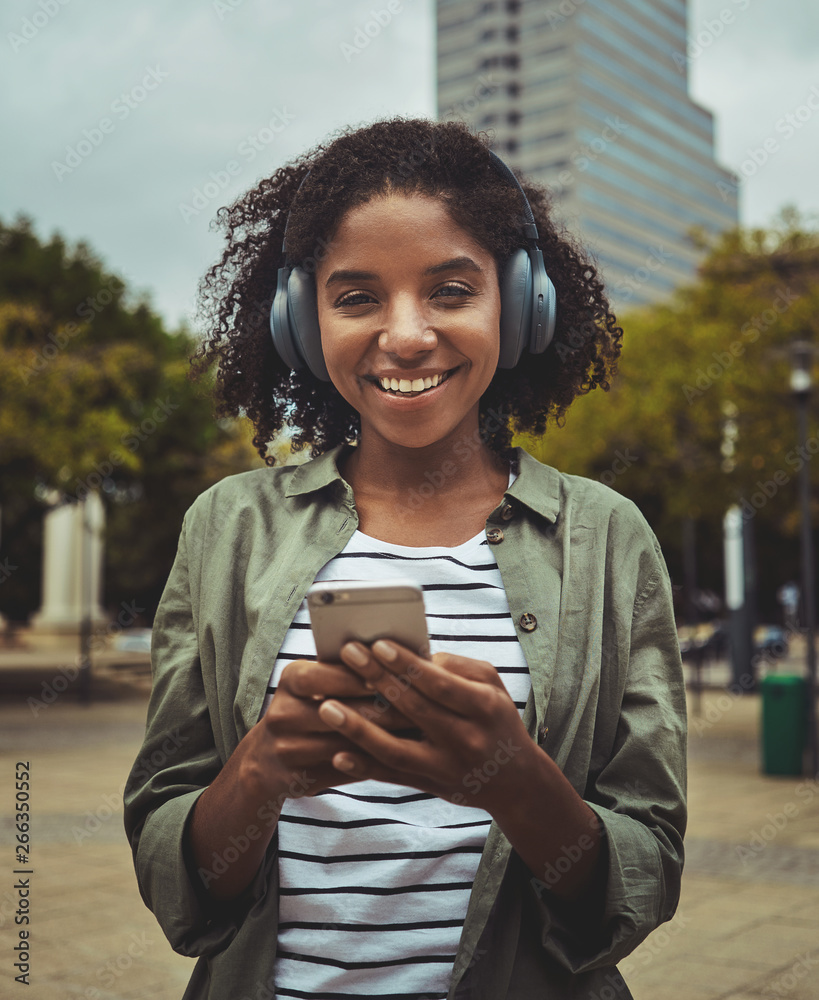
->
[529, 534, 687, 973]
[122, 511, 274, 957]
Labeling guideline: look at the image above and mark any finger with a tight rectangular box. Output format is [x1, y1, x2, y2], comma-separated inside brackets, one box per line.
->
[342, 697, 415, 731]
[328, 752, 458, 800]
[369, 641, 496, 719]
[318, 699, 436, 780]
[431, 651, 506, 688]
[266, 688, 412, 735]
[341, 641, 456, 729]
[268, 731, 370, 767]
[280, 659, 374, 700]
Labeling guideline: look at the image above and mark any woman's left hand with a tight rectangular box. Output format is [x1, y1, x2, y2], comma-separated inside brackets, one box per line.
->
[316, 639, 538, 817]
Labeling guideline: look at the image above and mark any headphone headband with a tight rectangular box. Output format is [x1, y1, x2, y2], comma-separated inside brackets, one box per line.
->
[270, 145, 556, 380]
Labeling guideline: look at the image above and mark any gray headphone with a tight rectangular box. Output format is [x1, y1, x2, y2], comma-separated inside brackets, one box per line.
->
[269, 149, 556, 381]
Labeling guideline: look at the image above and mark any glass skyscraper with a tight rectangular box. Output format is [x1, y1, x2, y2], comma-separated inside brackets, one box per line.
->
[437, 0, 739, 308]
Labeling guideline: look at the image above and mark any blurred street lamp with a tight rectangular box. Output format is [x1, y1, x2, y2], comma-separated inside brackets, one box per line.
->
[790, 340, 818, 777]
[721, 400, 754, 691]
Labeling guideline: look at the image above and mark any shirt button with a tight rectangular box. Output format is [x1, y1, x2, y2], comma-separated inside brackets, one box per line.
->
[486, 527, 504, 544]
[500, 502, 515, 521]
[519, 613, 538, 632]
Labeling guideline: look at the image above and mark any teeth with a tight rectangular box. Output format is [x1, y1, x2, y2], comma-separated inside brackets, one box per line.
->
[377, 371, 450, 393]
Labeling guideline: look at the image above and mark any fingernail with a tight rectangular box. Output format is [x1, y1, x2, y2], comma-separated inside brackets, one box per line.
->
[334, 755, 355, 772]
[343, 642, 369, 667]
[372, 640, 397, 661]
[320, 701, 346, 726]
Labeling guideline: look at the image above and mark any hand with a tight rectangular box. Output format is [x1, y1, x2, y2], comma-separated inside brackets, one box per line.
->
[237, 657, 416, 803]
[188, 656, 422, 903]
[316, 640, 538, 815]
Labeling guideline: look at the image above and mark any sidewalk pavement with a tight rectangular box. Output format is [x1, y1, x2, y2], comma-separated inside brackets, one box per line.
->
[1, 662, 818, 999]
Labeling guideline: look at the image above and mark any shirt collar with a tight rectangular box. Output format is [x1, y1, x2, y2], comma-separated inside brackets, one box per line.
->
[284, 443, 561, 522]
[506, 447, 561, 523]
[285, 443, 353, 497]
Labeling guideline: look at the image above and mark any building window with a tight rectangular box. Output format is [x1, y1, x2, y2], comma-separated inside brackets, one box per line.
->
[507, 81, 520, 97]
[480, 28, 496, 41]
[506, 139, 518, 153]
[505, 53, 519, 69]
[508, 110, 521, 126]
[506, 0, 521, 13]
[481, 1, 495, 12]
[506, 25, 519, 42]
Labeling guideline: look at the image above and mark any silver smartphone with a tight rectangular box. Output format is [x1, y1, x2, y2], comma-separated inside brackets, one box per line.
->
[307, 579, 430, 662]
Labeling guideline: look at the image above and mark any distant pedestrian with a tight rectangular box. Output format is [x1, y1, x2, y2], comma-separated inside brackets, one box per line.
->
[777, 581, 800, 627]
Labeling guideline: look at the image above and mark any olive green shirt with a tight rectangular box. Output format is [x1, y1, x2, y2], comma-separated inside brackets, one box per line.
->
[124, 445, 687, 999]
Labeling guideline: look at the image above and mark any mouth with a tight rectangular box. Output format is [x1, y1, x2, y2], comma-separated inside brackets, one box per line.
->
[367, 368, 457, 398]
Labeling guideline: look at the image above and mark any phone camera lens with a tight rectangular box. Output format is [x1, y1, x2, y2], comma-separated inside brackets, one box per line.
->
[319, 592, 334, 605]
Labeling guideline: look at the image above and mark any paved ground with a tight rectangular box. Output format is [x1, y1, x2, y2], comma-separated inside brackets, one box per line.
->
[0, 658, 817, 1000]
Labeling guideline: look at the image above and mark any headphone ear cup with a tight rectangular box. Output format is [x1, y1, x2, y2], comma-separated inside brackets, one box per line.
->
[287, 267, 330, 381]
[498, 248, 532, 369]
[528, 247, 557, 354]
[270, 265, 304, 372]
[269, 265, 330, 381]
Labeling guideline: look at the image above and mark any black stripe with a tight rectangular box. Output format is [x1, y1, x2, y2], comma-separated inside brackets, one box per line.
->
[266, 660, 529, 692]
[271, 652, 318, 663]
[276, 985, 447, 999]
[276, 949, 456, 970]
[275, 613, 515, 627]
[428, 612, 511, 619]
[279, 881, 474, 896]
[277, 918, 463, 931]
[279, 815, 491, 831]
[278, 846, 485, 864]
[329, 551, 496, 571]
[421, 582, 500, 592]
[428, 632, 518, 642]
[315, 789, 434, 803]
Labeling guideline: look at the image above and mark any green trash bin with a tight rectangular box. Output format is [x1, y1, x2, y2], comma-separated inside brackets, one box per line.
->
[760, 675, 806, 775]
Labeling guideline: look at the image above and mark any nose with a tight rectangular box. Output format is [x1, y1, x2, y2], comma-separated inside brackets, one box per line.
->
[377, 295, 438, 359]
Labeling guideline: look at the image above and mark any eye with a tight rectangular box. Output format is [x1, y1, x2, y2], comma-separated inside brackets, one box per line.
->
[434, 283, 474, 299]
[335, 290, 376, 307]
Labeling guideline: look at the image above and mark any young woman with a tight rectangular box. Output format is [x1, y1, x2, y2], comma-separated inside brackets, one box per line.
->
[124, 118, 686, 1000]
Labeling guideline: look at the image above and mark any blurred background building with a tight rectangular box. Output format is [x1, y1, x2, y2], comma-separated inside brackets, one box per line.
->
[437, 0, 739, 307]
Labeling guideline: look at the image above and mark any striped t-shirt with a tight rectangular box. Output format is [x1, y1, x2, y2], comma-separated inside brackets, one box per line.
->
[262, 516, 532, 1000]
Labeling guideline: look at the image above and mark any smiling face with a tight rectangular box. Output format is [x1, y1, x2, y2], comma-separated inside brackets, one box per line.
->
[315, 192, 502, 455]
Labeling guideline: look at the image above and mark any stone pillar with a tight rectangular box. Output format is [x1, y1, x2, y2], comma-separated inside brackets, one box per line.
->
[30, 493, 107, 635]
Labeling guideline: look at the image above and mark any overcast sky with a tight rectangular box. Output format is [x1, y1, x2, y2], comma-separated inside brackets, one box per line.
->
[2, 0, 817, 329]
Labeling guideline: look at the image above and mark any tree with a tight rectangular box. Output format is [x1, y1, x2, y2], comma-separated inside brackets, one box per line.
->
[0, 216, 263, 624]
[518, 211, 819, 620]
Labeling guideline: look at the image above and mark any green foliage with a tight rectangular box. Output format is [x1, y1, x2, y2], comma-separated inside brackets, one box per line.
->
[0, 216, 263, 624]
[517, 211, 819, 618]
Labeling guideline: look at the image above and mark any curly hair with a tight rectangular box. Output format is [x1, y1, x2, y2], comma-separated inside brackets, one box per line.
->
[191, 117, 622, 464]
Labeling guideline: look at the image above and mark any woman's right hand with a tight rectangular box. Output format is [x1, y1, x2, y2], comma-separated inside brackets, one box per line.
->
[237, 657, 416, 804]
[189, 656, 413, 901]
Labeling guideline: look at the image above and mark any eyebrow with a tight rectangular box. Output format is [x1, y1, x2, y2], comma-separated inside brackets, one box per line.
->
[323, 256, 483, 287]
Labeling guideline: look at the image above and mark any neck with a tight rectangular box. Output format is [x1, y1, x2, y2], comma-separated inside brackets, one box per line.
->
[342, 431, 510, 512]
